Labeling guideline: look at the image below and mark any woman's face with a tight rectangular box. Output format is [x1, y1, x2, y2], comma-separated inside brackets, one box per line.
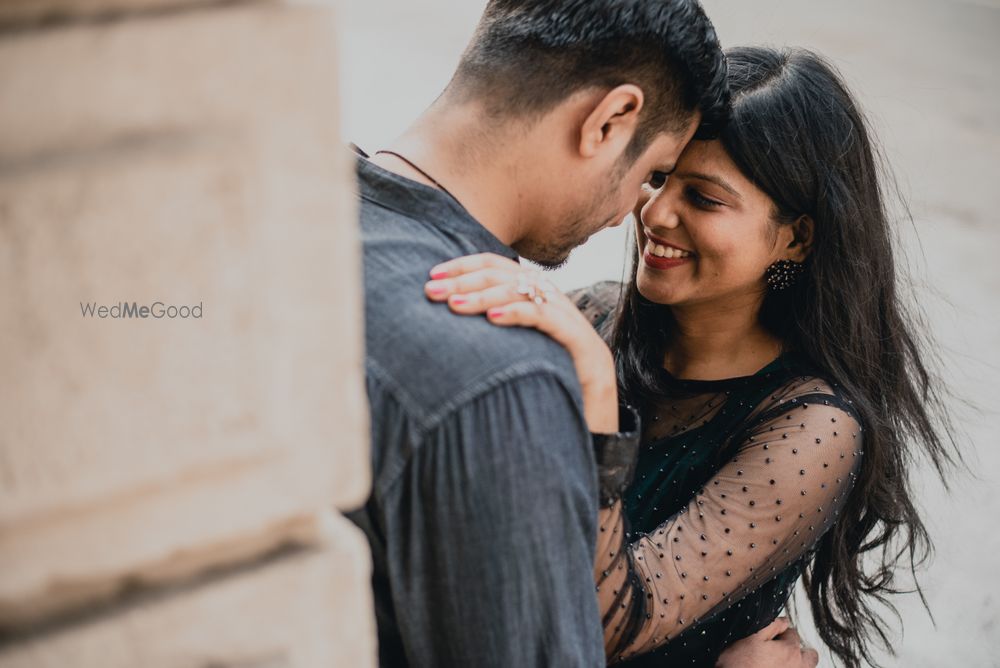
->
[634, 139, 797, 309]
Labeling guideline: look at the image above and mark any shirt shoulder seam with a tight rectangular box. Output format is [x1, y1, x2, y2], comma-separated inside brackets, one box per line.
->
[368, 358, 587, 493]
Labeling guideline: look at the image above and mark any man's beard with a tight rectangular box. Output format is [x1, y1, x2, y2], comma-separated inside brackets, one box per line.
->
[515, 229, 583, 269]
[514, 179, 624, 269]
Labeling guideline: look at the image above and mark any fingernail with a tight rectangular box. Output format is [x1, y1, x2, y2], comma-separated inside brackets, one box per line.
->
[451, 296, 467, 306]
[487, 308, 504, 318]
[430, 268, 449, 279]
[426, 282, 446, 296]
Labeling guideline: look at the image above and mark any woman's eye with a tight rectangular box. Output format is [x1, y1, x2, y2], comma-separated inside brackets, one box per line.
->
[647, 171, 669, 189]
[685, 186, 722, 208]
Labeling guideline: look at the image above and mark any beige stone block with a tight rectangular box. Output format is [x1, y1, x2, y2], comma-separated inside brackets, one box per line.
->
[0, 512, 377, 668]
[0, 2, 369, 627]
[0, 2, 344, 168]
[0, 0, 215, 32]
[0, 0, 218, 30]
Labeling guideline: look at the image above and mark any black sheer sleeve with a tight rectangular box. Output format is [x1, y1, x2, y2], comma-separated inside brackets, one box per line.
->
[593, 404, 641, 503]
[593, 381, 863, 663]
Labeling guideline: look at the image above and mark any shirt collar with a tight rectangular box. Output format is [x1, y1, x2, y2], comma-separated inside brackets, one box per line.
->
[353, 150, 518, 262]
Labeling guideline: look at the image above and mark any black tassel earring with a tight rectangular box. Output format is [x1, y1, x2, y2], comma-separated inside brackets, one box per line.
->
[764, 260, 804, 291]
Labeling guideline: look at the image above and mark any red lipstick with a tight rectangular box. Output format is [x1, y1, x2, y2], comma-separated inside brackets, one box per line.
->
[643, 251, 692, 270]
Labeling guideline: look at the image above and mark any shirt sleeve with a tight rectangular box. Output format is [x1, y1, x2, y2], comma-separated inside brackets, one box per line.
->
[595, 392, 864, 663]
[380, 371, 605, 667]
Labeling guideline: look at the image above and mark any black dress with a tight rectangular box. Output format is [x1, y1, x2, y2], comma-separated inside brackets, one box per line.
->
[574, 283, 864, 667]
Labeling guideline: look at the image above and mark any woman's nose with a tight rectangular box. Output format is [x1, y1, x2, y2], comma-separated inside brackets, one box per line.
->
[640, 188, 681, 229]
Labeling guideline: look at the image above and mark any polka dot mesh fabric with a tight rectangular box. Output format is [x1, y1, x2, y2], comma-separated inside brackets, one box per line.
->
[598, 381, 862, 662]
[571, 283, 864, 665]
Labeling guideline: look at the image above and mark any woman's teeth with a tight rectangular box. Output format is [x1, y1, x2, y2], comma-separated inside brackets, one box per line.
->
[647, 241, 692, 259]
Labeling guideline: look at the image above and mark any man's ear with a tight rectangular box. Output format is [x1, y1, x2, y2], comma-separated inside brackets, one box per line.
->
[784, 215, 815, 262]
[578, 84, 644, 159]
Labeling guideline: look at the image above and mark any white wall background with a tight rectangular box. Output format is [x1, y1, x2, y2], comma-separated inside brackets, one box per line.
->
[338, 1, 1000, 665]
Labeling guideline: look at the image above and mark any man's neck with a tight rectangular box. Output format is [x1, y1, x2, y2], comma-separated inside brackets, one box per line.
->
[665, 292, 783, 381]
[370, 101, 530, 248]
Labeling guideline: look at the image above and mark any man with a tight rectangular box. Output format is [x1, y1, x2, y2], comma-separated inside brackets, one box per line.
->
[348, 1, 818, 665]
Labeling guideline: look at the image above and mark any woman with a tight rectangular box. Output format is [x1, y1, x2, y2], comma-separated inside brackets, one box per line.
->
[422, 47, 958, 667]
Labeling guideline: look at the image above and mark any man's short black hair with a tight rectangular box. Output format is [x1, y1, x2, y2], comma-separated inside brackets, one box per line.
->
[450, 0, 729, 159]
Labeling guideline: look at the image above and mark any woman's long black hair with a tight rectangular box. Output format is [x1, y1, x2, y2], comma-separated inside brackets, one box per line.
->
[609, 47, 961, 667]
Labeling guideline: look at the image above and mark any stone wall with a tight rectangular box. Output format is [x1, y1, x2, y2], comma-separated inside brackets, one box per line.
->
[0, 1, 374, 665]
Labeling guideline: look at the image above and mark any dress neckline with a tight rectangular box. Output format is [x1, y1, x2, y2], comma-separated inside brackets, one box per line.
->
[657, 352, 798, 393]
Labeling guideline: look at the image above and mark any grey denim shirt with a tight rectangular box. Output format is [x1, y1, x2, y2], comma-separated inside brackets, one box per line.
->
[346, 154, 606, 667]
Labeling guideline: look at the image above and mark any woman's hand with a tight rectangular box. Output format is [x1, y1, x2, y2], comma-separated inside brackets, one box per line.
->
[425, 253, 620, 434]
[715, 618, 819, 668]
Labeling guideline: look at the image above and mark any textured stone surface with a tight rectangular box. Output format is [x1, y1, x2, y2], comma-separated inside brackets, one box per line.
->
[0, 0, 227, 31]
[0, 512, 376, 668]
[0, 1, 369, 628]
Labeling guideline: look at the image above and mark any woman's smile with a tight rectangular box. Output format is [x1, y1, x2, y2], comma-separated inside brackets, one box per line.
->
[641, 230, 695, 270]
[643, 239, 694, 269]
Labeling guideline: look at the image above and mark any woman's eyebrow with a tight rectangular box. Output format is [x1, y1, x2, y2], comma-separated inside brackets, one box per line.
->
[677, 171, 742, 200]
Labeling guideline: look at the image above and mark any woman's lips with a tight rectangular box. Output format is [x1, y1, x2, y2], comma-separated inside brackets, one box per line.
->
[643, 251, 692, 270]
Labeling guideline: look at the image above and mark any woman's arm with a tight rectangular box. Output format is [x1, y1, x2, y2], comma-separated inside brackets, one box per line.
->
[593, 393, 861, 661]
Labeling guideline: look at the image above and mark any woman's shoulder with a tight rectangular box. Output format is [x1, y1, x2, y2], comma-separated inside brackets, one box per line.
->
[756, 360, 863, 425]
[567, 280, 624, 333]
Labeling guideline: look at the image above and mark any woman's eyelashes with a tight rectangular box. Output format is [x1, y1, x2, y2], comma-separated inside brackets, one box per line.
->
[644, 173, 725, 210]
[684, 186, 724, 209]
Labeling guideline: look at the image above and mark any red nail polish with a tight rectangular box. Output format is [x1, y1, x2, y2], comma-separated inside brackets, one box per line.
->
[430, 270, 449, 280]
[488, 308, 504, 318]
[428, 286, 446, 296]
[451, 296, 467, 306]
